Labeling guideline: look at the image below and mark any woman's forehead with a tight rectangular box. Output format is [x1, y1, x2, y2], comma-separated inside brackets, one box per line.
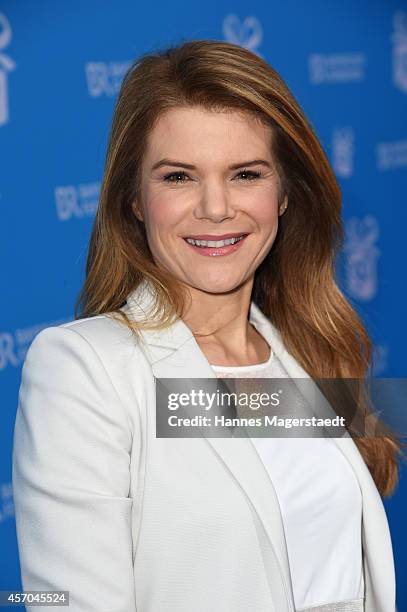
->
[144, 107, 274, 161]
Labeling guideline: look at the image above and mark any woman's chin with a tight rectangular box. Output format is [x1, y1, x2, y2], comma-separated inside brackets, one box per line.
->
[185, 276, 249, 295]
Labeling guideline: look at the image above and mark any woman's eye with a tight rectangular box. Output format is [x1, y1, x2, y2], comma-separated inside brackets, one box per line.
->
[235, 170, 261, 181]
[162, 169, 261, 184]
[163, 171, 189, 183]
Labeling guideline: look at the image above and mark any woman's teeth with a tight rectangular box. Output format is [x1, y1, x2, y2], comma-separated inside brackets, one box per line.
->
[185, 235, 245, 247]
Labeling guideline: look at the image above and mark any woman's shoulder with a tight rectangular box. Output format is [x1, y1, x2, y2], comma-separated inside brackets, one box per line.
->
[24, 312, 151, 386]
[33, 311, 138, 347]
[60, 311, 139, 349]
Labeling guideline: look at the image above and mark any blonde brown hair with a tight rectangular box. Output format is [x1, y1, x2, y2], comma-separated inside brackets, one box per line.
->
[75, 39, 406, 496]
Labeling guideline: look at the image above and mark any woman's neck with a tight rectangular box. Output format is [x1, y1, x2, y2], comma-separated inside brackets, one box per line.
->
[181, 280, 271, 367]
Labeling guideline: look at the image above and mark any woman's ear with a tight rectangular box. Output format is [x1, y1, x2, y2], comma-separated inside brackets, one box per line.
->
[278, 195, 288, 216]
[132, 200, 144, 222]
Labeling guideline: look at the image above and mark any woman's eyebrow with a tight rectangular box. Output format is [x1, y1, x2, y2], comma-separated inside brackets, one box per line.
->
[150, 158, 272, 171]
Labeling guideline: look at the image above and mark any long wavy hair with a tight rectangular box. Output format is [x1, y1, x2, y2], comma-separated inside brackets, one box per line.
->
[75, 39, 405, 497]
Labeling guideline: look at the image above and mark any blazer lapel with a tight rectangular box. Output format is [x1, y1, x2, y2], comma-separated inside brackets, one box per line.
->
[122, 280, 395, 611]
[122, 281, 296, 610]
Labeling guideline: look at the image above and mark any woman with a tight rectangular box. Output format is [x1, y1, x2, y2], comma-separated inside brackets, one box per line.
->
[12, 40, 404, 612]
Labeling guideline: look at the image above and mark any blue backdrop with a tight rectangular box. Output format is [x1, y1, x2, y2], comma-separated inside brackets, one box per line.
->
[1, 0, 406, 609]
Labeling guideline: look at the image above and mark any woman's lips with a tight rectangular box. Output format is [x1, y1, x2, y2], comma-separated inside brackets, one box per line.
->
[184, 232, 247, 240]
[183, 233, 250, 257]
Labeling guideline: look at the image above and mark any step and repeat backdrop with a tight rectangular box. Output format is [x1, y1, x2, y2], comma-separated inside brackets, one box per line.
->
[1, 0, 406, 609]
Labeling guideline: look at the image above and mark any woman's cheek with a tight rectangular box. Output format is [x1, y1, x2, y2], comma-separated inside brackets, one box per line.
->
[254, 202, 279, 226]
[147, 192, 186, 227]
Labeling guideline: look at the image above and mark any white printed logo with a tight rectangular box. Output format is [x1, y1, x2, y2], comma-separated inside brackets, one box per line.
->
[55, 182, 100, 220]
[0, 482, 14, 523]
[223, 14, 263, 56]
[0, 333, 18, 369]
[376, 139, 407, 170]
[85, 61, 131, 97]
[392, 10, 407, 93]
[0, 317, 70, 371]
[344, 216, 380, 301]
[0, 13, 16, 126]
[309, 53, 366, 84]
[332, 127, 354, 178]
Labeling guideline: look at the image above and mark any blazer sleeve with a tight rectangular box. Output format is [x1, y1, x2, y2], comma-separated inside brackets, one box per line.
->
[12, 325, 136, 612]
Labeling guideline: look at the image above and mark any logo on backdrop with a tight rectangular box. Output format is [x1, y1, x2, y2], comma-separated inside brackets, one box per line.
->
[332, 127, 354, 178]
[0, 482, 13, 523]
[85, 61, 132, 97]
[55, 182, 100, 220]
[392, 10, 407, 93]
[223, 14, 263, 56]
[309, 52, 366, 84]
[0, 318, 70, 371]
[376, 139, 407, 170]
[344, 215, 380, 301]
[0, 12, 16, 126]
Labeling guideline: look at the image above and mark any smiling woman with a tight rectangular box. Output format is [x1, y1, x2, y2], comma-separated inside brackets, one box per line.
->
[12, 39, 405, 612]
[130, 106, 284, 298]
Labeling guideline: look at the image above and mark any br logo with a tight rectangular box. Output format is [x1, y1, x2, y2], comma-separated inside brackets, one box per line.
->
[344, 216, 380, 302]
[332, 127, 354, 179]
[0, 12, 16, 127]
[392, 10, 407, 94]
[0, 332, 19, 370]
[54, 186, 82, 220]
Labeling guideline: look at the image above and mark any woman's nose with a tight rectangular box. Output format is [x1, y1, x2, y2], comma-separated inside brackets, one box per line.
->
[193, 182, 236, 222]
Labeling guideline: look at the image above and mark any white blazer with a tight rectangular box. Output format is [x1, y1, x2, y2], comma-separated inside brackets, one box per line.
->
[12, 279, 396, 612]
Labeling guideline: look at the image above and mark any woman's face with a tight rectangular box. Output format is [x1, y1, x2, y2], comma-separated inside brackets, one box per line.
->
[134, 106, 285, 294]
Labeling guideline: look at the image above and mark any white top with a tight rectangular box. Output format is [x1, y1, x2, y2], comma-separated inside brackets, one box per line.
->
[211, 347, 365, 611]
